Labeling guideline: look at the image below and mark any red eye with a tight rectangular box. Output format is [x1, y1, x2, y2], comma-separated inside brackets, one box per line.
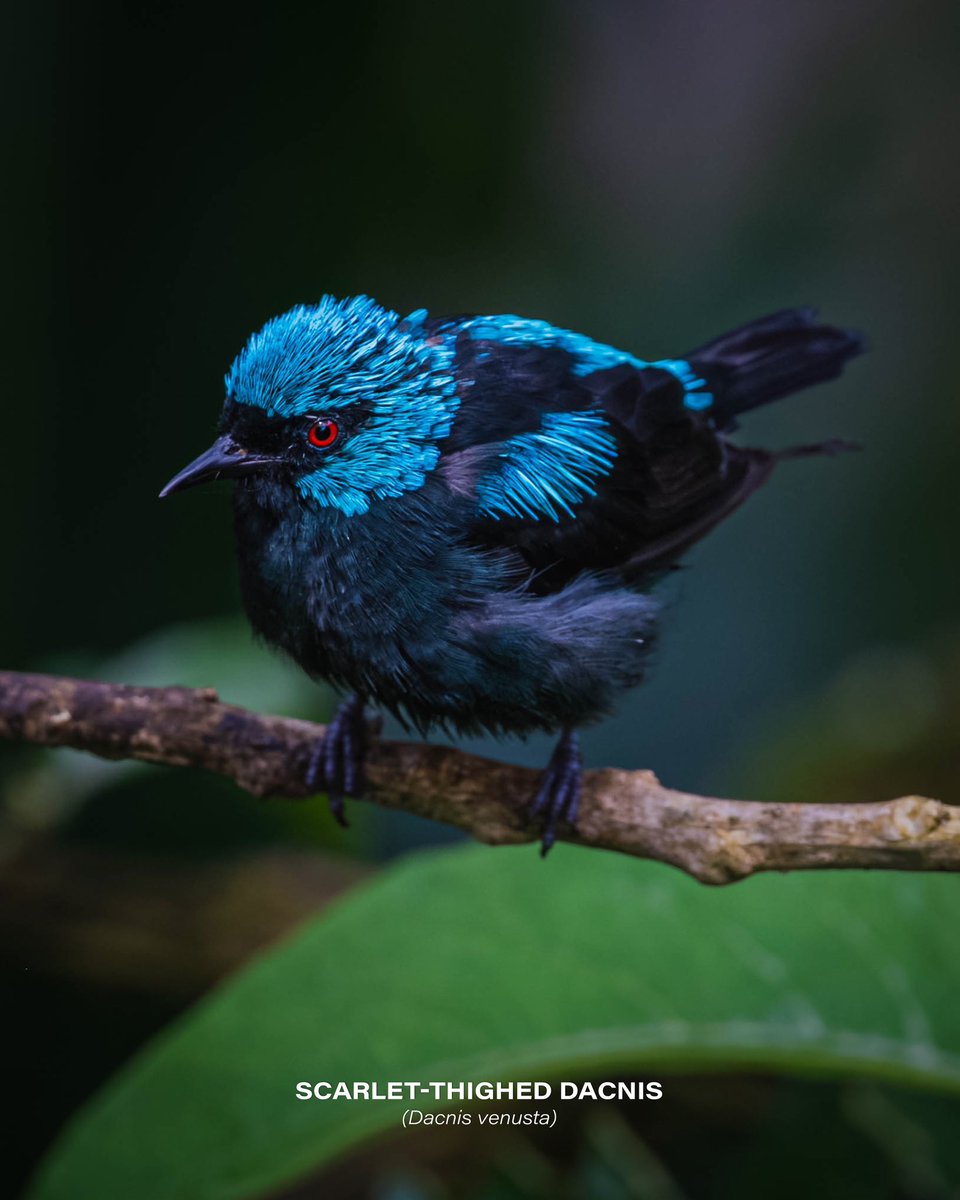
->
[307, 417, 340, 449]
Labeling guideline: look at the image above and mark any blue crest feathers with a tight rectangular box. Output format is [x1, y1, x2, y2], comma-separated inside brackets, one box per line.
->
[227, 296, 459, 516]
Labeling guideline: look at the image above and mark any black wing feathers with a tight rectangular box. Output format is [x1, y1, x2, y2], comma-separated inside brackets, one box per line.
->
[441, 309, 859, 594]
[442, 332, 595, 454]
[452, 346, 768, 591]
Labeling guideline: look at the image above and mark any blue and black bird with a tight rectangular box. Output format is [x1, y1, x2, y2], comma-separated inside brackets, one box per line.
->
[161, 298, 862, 853]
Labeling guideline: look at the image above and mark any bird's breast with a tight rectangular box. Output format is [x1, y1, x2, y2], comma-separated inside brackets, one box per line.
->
[230, 486, 485, 706]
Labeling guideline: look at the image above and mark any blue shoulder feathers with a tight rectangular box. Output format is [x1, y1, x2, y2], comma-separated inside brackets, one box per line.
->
[460, 314, 708, 523]
[475, 410, 618, 523]
[464, 314, 714, 409]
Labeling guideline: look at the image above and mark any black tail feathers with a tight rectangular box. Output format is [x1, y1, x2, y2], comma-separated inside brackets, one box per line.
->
[686, 307, 864, 426]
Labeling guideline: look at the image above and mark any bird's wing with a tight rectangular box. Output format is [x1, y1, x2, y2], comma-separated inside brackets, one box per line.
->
[433, 316, 773, 589]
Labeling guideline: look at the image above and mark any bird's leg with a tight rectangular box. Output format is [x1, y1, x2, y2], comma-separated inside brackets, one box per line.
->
[305, 694, 366, 827]
[530, 728, 582, 857]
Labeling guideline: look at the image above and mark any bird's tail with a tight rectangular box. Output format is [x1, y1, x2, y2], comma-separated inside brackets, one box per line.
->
[684, 307, 864, 427]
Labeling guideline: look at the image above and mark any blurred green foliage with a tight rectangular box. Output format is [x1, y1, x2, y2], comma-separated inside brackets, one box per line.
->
[29, 850, 960, 1199]
[734, 628, 960, 807]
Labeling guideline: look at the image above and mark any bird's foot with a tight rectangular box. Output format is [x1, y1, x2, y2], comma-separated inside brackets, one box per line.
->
[305, 694, 366, 827]
[530, 729, 582, 857]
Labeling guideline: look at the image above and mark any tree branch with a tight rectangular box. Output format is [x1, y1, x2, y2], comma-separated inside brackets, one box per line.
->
[0, 669, 955, 885]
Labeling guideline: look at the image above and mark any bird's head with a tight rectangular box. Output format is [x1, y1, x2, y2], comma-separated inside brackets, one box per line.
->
[160, 296, 459, 517]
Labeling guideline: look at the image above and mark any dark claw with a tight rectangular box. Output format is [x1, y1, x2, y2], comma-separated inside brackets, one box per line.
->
[306, 694, 366, 827]
[530, 729, 582, 857]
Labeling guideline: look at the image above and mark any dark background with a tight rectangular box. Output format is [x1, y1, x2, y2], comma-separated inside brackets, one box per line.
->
[6, 0, 958, 790]
[3, 1, 959, 1196]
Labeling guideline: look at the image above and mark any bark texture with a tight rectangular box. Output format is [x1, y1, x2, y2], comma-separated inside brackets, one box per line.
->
[1, 670, 956, 885]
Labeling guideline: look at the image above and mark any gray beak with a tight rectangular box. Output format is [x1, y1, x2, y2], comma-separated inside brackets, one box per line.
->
[159, 435, 280, 498]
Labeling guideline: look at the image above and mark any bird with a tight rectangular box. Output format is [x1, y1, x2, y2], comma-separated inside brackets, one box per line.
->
[161, 296, 863, 854]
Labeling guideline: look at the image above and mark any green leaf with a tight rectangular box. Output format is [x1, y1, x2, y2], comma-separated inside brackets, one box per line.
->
[29, 846, 960, 1200]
